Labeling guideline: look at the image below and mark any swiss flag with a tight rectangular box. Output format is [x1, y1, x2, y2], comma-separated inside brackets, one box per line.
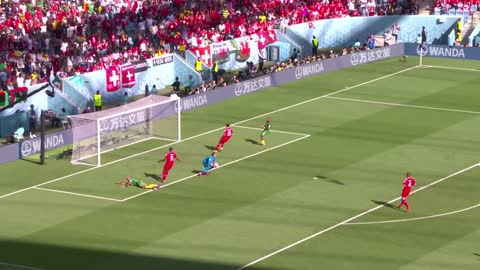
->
[127, 0, 138, 11]
[191, 46, 212, 67]
[257, 33, 268, 50]
[120, 63, 136, 88]
[106, 65, 121, 92]
[266, 30, 277, 44]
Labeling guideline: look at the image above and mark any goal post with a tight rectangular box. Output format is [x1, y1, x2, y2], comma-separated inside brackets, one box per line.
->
[70, 95, 181, 166]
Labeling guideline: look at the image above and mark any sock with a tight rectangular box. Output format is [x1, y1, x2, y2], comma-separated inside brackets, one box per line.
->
[162, 170, 168, 180]
[404, 201, 410, 210]
[398, 200, 404, 208]
[215, 144, 221, 150]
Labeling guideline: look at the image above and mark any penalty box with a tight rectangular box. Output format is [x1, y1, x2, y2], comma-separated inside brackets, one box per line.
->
[33, 126, 310, 202]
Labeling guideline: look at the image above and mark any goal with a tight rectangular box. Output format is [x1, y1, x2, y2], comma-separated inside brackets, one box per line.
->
[70, 95, 181, 166]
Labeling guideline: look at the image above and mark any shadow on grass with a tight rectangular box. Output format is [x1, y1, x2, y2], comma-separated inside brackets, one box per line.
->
[473, 253, 480, 256]
[315, 175, 345, 185]
[371, 200, 402, 211]
[144, 173, 162, 182]
[245, 138, 259, 145]
[204, 145, 217, 151]
[192, 170, 202, 174]
[0, 239, 278, 270]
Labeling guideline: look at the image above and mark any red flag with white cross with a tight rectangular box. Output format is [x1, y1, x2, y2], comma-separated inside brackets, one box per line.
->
[266, 30, 277, 44]
[120, 63, 136, 88]
[191, 46, 212, 67]
[106, 65, 121, 92]
[257, 33, 268, 50]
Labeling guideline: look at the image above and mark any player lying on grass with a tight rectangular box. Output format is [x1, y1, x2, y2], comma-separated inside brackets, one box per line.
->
[116, 176, 160, 190]
[198, 151, 218, 176]
[260, 117, 272, 145]
[215, 124, 234, 151]
[398, 172, 416, 212]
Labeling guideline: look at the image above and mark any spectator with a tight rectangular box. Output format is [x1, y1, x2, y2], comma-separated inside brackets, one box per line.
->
[171, 77, 181, 94]
[384, 31, 393, 46]
[368, 34, 376, 49]
[184, 75, 195, 96]
[312, 36, 319, 57]
[94, 90, 102, 112]
[195, 57, 203, 79]
[212, 59, 219, 83]
[29, 104, 37, 138]
[145, 85, 150, 97]
[421, 26, 427, 44]
[122, 92, 129, 105]
[416, 34, 422, 44]
[392, 22, 401, 42]
[83, 106, 92, 114]
[290, 48, 299, 61]
[230, 75, 240, 84]
[151, 85, 159, 95]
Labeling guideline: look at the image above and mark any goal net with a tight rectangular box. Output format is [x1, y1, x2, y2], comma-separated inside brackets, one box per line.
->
[70, 95, 180, 166]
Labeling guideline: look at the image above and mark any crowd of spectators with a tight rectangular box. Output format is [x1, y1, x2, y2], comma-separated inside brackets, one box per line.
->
[433, 0, 480, 14]
[183, 35, 390, 96]
[0, 0, 421, 93]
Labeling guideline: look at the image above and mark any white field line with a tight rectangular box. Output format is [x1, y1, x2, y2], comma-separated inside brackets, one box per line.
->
[235, 162, 479, 270]
[120, 134, 311, 202]
[233, 125, 310, 137]
[427, 65, 480, 72]
[326, 96, 480, 115]
[0, 66, 416, 201]
[33, 187, 122, 202]
[0, 262, 45, 270]
[345, 202, 480, 225]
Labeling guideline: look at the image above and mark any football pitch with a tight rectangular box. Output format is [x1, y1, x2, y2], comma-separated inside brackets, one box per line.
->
[1, 56, 480, 270]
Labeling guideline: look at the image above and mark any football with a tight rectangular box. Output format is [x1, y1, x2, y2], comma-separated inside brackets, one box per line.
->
[213, 162, 219, 168]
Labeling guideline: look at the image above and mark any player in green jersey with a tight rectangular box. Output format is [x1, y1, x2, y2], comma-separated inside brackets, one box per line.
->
[116, 176, 160, 190]
[260, 117, 272, 145]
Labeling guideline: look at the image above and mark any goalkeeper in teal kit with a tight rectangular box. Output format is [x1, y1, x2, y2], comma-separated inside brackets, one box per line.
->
[198, 151, 218, 176]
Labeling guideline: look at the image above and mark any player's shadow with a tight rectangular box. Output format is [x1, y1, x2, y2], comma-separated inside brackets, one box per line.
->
[204, 145, 216, 151]
[144, 173, 162, 182]
[316, 175, 345, 185]
[371, 200, 402, 211]
[245, 138, 259, 145]
[473, 253, 480, 256]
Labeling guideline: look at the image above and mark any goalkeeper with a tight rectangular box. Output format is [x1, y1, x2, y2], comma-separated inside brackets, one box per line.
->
[198, 151, 217, 176]
[116, 176, 160, 190]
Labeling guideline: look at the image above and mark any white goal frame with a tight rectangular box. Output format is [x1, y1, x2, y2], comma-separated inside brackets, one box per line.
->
[70, 95, 181, 166]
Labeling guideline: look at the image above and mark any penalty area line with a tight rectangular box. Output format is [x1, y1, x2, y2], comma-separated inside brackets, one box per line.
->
[344, 202, 480, 225]
[0, 261, 45, 270]
[326, 96, 480, 115]
[33, 187, 123, 202]
[235, 162, 479, 270]
[120, 134, 311, 202]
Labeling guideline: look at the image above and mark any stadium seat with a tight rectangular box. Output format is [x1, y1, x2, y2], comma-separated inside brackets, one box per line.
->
[456, 9, 463, 16]
[472, 5, 478, 12]
[434, 8, 441, 15]
[449, 9, 456, 15]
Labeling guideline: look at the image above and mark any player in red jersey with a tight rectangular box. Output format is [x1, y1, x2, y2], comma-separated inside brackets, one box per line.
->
[159, 147, 180, 182]
[215, 124, 234, 151]
[398, 172, 416, 212]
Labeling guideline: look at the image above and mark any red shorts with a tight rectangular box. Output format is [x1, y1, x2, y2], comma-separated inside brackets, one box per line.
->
[401, 188, 411, 198]
[219, 136, 232, 144]
[164, 162, 174, 171]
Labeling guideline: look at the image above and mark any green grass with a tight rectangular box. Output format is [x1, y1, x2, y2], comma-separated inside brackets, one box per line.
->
[1, 57, 480, 270]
